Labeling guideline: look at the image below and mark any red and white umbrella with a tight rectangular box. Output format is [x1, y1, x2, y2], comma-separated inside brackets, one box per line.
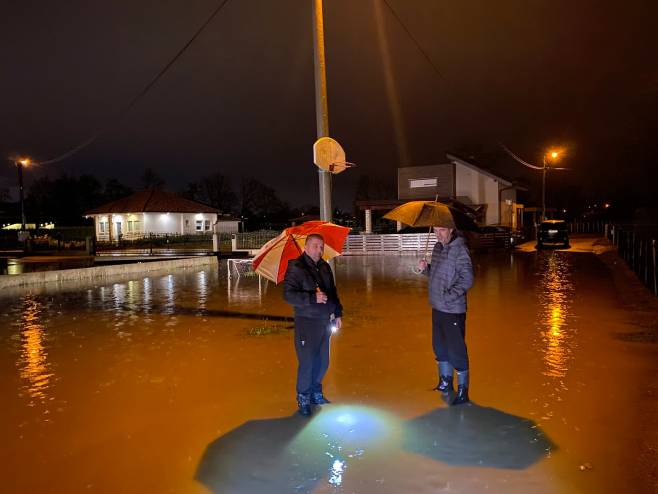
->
[252, 221, 351, 284]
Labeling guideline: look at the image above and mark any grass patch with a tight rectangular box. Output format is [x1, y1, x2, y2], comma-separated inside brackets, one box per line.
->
[247, 324, 294, 336]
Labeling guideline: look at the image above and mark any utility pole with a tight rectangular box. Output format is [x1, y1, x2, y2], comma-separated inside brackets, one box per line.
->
[541, 156, 547, 222]
[312, 0, 332, 223]
[15, 159, 29, 230]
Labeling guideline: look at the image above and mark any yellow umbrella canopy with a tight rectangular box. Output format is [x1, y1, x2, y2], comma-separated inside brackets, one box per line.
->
[384, 201, 476, 229]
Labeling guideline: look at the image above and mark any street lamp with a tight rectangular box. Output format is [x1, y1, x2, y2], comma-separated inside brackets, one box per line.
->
[15, 157, 30, 231]
[541, 149, 561, 222]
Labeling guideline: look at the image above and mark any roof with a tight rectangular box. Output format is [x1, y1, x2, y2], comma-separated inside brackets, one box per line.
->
[447, 152, 525, 189]
[84, 189, 219, 215]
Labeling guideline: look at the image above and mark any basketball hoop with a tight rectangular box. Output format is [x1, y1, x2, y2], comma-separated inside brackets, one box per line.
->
[313, 137, 356, 174]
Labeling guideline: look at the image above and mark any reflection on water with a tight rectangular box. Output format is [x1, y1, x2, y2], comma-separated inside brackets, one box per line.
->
[17, 296, 53, 405]
[227, 274, 267, 305]
[536, 253, 576, 378]
[197, 270, 208, 309]
[163, 274, 176, 315]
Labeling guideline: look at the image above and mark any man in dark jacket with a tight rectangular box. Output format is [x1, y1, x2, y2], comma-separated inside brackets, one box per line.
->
[418, 227, 474, 405]
[283, 233, 343, 416]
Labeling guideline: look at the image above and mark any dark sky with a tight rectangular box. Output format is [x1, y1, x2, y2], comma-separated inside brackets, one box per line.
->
[2, 0, 657, 210]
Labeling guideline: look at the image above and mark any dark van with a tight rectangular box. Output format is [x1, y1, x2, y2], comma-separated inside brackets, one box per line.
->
[537, 220, 570, 249]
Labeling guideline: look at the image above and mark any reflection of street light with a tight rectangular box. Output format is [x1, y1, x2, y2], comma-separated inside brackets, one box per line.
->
[542, 149, 562, 222]
[15, 158, 31, 231]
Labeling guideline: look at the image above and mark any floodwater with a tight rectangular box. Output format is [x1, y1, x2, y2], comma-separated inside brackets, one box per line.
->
[0, 251, 656, 493]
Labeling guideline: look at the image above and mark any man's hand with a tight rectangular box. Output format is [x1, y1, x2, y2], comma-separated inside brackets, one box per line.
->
[418, 259, 428, 271]
[316, 291, 328, 304]
[334, 317, 342, 330]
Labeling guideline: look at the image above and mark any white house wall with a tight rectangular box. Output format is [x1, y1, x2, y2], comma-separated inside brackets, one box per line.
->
[455, 163, 500, 225]
[143, 213, 180, 234]
[144, 213, 218, 234]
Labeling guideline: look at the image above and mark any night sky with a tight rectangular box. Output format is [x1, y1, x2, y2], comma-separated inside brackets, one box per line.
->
[2, 0, 657, 211]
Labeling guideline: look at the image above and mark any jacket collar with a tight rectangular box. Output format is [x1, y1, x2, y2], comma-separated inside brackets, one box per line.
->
[301, 252, 324, 268]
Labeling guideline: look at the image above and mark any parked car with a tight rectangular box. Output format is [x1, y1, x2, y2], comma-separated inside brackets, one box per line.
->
[476, 225, 524, 249]
[536, 220, 570, 249]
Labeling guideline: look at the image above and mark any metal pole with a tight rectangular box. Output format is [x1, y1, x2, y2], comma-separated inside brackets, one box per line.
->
[541, 156, 546, 222]
[16, 161, 26, 230]
[312, 0, 332, 223]
[651, 238, 658, 295]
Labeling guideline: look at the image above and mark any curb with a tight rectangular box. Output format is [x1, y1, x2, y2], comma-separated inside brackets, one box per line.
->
[0, 256, 219, 289]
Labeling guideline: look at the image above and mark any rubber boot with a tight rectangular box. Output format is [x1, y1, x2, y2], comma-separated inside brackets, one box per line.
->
[311, 391, 331, 405]
[435, 361, 454, 393]
[297, 393, 312, 416]
[451, 370, 470, 406]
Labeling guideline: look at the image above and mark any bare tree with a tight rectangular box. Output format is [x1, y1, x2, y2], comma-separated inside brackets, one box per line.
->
[139, 167, 165, 189]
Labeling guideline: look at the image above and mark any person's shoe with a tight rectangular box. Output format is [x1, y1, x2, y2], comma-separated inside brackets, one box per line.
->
[434, 375, 454, 393]
[451, 385, 469, 405]
[311, 392, 331, 405]
[297, 393, 312, 416]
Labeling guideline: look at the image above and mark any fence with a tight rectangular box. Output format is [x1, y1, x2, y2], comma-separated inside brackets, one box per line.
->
[233, 230, 280, 250]
[343, 233, 437, 255]
[0, 227, 95, 251]
[569, 221, 606, 234]
[231, 231, 514, 256]
[608, 224, 658, 297]
[96, 232, 225, 250]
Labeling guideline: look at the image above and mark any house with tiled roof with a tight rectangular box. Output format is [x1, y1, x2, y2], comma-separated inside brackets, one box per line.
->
[84, 189, 230, 242]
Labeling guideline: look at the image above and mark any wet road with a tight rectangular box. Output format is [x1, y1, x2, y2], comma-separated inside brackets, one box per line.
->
[0, 249, 656, 493]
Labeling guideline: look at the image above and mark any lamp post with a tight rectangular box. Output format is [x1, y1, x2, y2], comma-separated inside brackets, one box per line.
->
[15, 158, 30, 231]
[541, 150, 560, 222]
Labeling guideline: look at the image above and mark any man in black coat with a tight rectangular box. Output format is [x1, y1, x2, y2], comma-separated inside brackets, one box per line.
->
[283, 234, 343, 416]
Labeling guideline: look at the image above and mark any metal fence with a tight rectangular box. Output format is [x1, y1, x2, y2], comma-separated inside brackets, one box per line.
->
[233, 230, 280, 250]
[608, 224, 658, 296]
[232, 231, 514, 256]
[569, 221, 606, 234]
[343, 233, 437, 255]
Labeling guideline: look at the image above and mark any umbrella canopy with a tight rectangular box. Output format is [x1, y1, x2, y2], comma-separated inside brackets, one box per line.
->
[384, 200, 477, 230]
[252, 221, 351, 284]
[402, 405, 555, 469]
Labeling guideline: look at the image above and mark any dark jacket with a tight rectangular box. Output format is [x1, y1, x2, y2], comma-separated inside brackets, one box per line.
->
[425, 234, 474, 313]
[283, 253, 343, 320]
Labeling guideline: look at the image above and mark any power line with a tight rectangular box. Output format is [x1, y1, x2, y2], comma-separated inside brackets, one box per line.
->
[35, 0, 232, 166]
[499, 143, 544, 170]
[380, 0, 446, 83]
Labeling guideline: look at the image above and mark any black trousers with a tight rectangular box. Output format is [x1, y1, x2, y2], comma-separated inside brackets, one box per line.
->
[294, 316, 331, 395]
[432, 309, 469, 372]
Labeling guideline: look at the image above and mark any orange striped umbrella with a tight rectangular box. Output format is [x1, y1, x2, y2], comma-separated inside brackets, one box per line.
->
[252, 221, 351, 284]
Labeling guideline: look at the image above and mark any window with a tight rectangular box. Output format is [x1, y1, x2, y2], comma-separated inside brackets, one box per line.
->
[409, 178, 438, 189]
[204, 220, 210, 231]
[99, 221, 106, 233]
[196, 220, 203, 231]
[127, 221, 133, 232]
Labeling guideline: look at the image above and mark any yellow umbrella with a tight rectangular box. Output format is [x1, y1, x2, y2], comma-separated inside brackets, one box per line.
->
[383, 200, 476, 229]
[384, 201, 477, 266]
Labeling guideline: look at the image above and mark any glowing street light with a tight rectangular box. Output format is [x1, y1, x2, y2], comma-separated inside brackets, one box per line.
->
[542, 149, 563, 222]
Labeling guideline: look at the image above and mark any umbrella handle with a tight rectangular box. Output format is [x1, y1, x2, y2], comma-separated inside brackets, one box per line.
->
[423, 226, 432, 261]
[412, 226, 432, 275]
